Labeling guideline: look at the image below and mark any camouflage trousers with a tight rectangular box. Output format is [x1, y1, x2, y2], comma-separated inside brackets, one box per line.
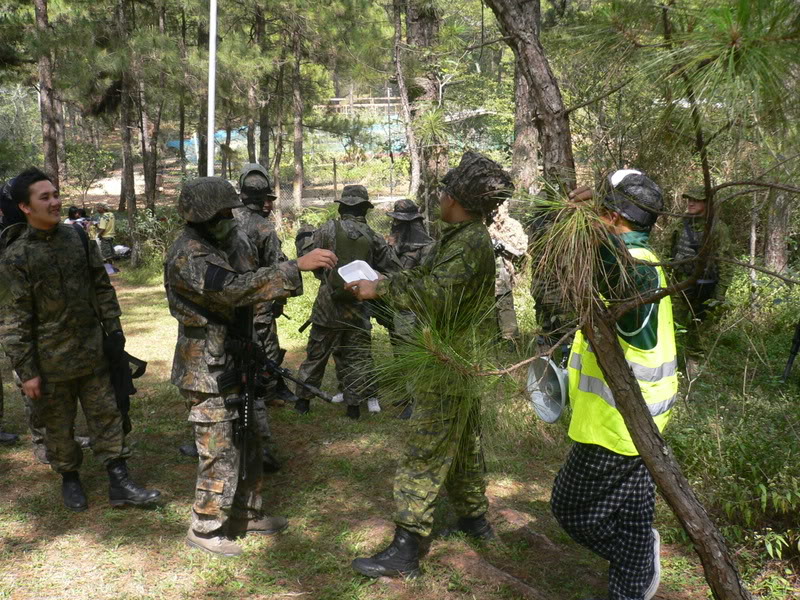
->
[393, 391, 488, 537]
[295, 322, 376, 406]
[255, 312, 282, 406]
[532, 275, 567, 343]
[99, 237, 115, 262]
[496, 292, 520, 341]
[36, 371, 131, 473]
[183, 390, 264, 535]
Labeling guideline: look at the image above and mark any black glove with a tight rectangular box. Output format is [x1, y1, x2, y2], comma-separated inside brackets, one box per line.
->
[103, 330, 127, 364]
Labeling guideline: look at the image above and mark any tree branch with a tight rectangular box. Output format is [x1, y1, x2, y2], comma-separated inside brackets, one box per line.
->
[464, 36, 514, 52]
[717, 258, 800, 286]
[712, 180, 800, 195]
[563, 78, 632, 116]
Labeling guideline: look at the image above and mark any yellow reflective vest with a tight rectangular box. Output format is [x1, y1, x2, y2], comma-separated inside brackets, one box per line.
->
[567, 246, 678, 456]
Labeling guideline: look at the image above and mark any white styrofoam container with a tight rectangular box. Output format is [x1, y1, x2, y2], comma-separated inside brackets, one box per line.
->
[337, 260, 379, 283]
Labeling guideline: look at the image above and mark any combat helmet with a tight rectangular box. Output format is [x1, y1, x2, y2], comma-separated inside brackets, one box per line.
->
[441, 151, 514, 219]
[602, 169, 663, 230]
[387, 198, 423, 221]
[178, 177, 243, 223]
[335, 184, 373, 208]
[238, 163, 277, 204]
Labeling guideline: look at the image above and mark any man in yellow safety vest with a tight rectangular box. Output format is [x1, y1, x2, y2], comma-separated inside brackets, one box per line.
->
[551, 170, 676, 600]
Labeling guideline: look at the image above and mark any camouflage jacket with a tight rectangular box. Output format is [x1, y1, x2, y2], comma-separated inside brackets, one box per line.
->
[310, 215, 402, 328]
[164, 225, 302, 408]
[233, 207, 287, 267]
[0, 223, 122, 383]
[376, 219, 496, 331]
[668, 215, 733, 301]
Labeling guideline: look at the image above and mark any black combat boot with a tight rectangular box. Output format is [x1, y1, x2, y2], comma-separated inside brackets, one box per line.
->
[444, 514, 496, 541]
[106, 458, 161, 507]
[351, 527, 421, 578]
[294, 398, 310, 414]
[275, 379, 299, 404]
[397, 402, 413, 420]
[61, 471, 88, 512]
[262, 447, 281, 473]
[346, 404, 360, 420]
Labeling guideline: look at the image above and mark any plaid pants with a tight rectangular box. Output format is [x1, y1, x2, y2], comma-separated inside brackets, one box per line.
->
[551, 443, 656, 600]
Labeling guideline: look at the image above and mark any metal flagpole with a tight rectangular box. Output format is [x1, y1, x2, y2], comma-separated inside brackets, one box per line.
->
[206, 0, 217, 176]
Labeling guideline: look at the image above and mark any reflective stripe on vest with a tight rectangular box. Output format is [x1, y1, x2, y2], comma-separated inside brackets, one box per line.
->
[567, 245, 678, 456]
[569, 351, 677, 417]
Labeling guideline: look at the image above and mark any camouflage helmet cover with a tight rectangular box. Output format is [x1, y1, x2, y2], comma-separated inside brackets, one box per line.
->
[238, 163, 276, 202]
[441, 151, 514, 215]
[602, 169, 663, 229]
[178, 177, 243, 223]
[681, 186, 707, 202]
[387, 198, 423, 221]
[336, 184, 373, 207]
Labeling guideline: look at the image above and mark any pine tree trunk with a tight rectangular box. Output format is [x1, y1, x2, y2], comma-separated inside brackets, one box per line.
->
[247, 85, 257, 164]
[512, 60, 539, 193]
[197, 23, 208, 177]
[393, 0, 421, 197]
[407, 0, 445, 225]
[763, 186, 790, 273]
[258, 99, 270, 169]
[484, 0, 575, 189]
[179, 8, 187, 175]
[34, 0, 60, 188]
[583, 308, 753, 600]
[291, 28, 304, 217]
[55, 95, 67, 181]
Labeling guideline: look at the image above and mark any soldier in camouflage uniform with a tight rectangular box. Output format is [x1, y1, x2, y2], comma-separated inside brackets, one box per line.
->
[0, 168, 160, 512]
[165, 176, 336, 556]
[235, 164, 296, 471]
[384, 199, 433, 419]
[347, 152, 514, 578]
[294, 185, 401, 419]
[488, 204, 528, 344]
[668, 188, 733, 326]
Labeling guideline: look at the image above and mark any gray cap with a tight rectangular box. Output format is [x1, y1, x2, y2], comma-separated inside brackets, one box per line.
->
[387, 198, 423, 221]
[441, 151, 514, 215]
[178, 177, 243, 223]
[335, 184, 373, 207]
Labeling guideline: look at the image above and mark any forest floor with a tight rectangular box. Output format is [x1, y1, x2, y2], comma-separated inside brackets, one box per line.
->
[4, 267, 757, 600]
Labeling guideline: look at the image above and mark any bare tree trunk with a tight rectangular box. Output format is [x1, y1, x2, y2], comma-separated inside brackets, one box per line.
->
[179, 8, 187, 175]
[512, 60, 539, 193]
[749, 195, 758, 298]
[584, 309, 753, 600]
[763, 186, 790, 273]
[33, 0, 60, 188]
[116, 0, 138, 265]
[55, 95, 67, 181]
[407, 0, 445, 226]
[393, 0, 421, 197]
[484, 0, 575, 189]
[247, 85, 257, 164]
[291, 27, 304, 217]
[196, 23, 208, 177]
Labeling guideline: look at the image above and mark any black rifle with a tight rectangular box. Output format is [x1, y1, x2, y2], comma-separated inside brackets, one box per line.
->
[782, 319, 800, 382]
[225, 338, 333, 404]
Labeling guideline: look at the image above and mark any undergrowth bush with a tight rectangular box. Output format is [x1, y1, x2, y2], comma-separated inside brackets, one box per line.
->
[668, 271, 800, 562]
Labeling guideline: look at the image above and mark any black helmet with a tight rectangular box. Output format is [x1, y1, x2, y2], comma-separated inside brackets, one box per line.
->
[602, 169, 663, 229]
[238, 163, 276, 204]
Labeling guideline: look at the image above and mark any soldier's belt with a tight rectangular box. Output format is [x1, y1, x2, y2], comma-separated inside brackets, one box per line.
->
[183, 326, 207, 340]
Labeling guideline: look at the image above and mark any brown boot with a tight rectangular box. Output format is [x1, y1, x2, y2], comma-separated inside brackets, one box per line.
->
[230, 515, 288, 537]
[186, 528, 243, 557]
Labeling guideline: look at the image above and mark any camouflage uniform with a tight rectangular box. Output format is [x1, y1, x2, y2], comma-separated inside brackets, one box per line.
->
[378, 218, 497, 536]
[0, 222, 130, 473]
[668, 214, 733, 323]
[488, 205, 527, 342]
[164, 178, 302, 535]
[296, 195, 401, 408]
